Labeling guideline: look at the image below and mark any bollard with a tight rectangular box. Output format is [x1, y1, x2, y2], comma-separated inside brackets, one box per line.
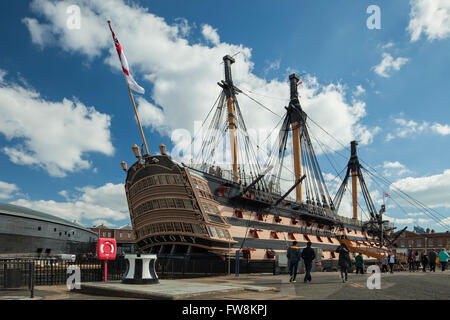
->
[235, 250, 240, 277]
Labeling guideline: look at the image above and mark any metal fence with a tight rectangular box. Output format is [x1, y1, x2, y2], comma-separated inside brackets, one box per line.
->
[0, 255, 282, 289]
[0, 260, 35, 298]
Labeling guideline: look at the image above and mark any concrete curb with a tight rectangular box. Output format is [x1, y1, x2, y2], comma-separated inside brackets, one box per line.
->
[75, 280, 277, 300]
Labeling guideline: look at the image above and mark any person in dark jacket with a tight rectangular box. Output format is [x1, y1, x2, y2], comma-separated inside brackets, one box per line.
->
[428, 249, 437, 272]
[301, 241, 316, 283]
[407, 251, 415, 272]
[287, 241, 301, 283]
[421, 252, 428, 272]
[336, 243, 351, 282]
[355, 253, 364, 274]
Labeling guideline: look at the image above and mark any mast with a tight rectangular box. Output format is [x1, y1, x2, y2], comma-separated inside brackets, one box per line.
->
[350, 141, 358, 220]
[289, 74, 302, 203]
[223, 55, 239, 183]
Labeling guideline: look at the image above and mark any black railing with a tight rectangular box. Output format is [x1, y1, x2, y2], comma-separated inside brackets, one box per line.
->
[0, 260, 35, 298]
[0, 255, 282, 288]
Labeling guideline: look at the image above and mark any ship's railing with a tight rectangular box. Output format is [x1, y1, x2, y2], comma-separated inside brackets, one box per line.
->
[335, 216, 364, 227]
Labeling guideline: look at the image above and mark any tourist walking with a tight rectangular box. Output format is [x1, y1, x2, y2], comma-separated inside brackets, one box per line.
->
[355, 253, 364, 274]
[389, 252, 396, 273]
[428, 249, 437, 272]
[336, 243, 351, 282]
[421, 252, 428, 272]
[381, 254, 389, 273]
[414, 251, 421, 271]
[301, 241, 316, 283]
[287, 241, 301, 283]
[438, 249, 449, 272]
[408, 251, 415, 272]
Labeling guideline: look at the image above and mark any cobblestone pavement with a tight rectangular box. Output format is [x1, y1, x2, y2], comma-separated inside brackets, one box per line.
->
[1, 271, 449, 300]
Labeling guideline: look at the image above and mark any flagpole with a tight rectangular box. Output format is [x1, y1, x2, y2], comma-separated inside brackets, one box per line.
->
[127, 83, 150, 155]
[108, 20, 150, 156]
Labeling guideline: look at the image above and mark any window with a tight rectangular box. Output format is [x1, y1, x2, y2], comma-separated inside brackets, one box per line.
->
[102, 232, 106, 237]
[128, 233, 131, 239]
[159, 175, 167, 184]
[175, 199, 185, 208]
[184, 200, 193, 209]
[417, 239, 421, 247]
[207, 226, 218, 238]
[174, 222, 183, 232]
[193, 224, 203, 234]
[167, 198, 176, 208]
[401, 240, 405, 248]
[429, 239, 433, 247]
[438, 238, 443, 246]
[38, 226, 41, 231]
[408, 240, 413, 247]
[183, 223, 193, 233]
[120, 233, 123, 238]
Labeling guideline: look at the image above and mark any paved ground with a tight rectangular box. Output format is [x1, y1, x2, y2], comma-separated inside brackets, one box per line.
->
[1, 270, 449, 300]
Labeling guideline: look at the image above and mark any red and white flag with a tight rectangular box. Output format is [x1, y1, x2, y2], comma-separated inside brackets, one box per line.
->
[108, 22, 145, 94]
[383, 192, 391, 198]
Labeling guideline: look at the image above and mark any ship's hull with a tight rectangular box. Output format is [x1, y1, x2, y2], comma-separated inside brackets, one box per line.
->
[125, 154, 383, 265]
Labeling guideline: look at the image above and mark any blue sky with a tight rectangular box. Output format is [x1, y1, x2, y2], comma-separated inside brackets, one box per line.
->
[0, 0, 448, 232]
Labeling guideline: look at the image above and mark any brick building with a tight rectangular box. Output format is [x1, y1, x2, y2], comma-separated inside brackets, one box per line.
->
[90, 224, 136, 254]
[393, 227, 450, 255]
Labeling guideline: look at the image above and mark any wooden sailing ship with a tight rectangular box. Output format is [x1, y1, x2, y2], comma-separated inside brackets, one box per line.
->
[121, 55, 397, 267]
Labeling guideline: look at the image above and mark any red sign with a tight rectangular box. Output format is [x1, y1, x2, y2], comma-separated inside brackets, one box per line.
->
[97, 238, 117, 260]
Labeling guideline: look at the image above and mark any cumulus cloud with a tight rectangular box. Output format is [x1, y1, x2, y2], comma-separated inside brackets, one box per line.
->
[431, 123, 450, 135]
[373, 53, 409, 78]
[353, 85, 365, 97]
[201, 24, 220, 45]
[0, 181, 19, 200]
[391, 169, 450, 209]
[0, 78, 114, 177]
[386, 117, 450, 141]
[383, 161, 412, 177]
[11, 182, 129, 225]
[408, 0, 450, 42]
[23, 0, 379, 174]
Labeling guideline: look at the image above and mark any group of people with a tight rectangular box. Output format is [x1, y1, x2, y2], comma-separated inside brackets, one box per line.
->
[407, 249, 448, 272]
[286, 241, 315, 283]
[380, 252, 397, 273]
[287, 241, 449, 284]
[287, 241, 362, 283]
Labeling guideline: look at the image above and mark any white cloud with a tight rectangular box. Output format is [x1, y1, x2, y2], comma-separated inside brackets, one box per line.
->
[201, 24, 220, 45]
[0, 69, 6, 83]
[23, 0, 378, 166]
[0, 78, 114, 177]
[92, 219, 117, 228]
[381, 42, 394, 49]
[353, 85, 365, 97]
[11, 182, 128, 224]
[386, 118, 450, 140]
[384, 215, 416, 225]
[406, 212, 426, 217]
[431, 123, 450, 135]
[0, 181, 19, 200]
[383, 161, 412, 177]
[391, 169, 450, 209]
[408, 0, 450, 42]
[373, 53, 409, 78]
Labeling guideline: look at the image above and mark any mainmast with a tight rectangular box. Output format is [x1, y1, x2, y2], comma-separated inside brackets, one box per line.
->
[223, 55, 239, 183]
[350, 141, 359, 220]
[289, 74, 303, 203]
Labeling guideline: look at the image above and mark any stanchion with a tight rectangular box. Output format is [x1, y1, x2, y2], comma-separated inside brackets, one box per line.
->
[235, 250, 240, 277]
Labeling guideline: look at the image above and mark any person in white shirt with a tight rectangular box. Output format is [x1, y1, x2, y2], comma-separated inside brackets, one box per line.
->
[389, 253, 396, 273]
